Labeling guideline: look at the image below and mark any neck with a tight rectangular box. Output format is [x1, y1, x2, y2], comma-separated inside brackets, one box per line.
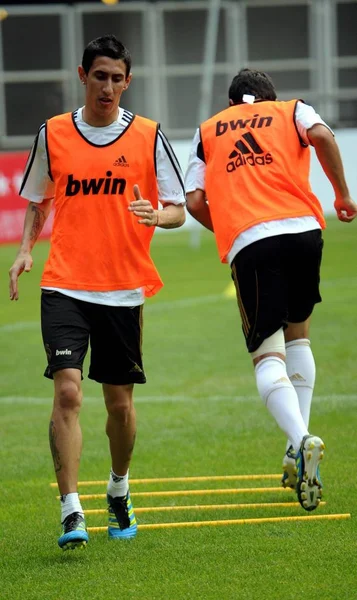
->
[82, 106, 119, 127]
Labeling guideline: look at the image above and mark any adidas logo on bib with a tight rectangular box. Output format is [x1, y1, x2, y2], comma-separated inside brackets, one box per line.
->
[226, 132, 273, 172]
[113, 155, 130, 167]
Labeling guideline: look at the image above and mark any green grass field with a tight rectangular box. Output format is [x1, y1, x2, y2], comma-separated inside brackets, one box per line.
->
[1, 218, 356, 600]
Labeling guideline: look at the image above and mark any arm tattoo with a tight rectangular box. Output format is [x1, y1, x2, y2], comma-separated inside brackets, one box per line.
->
[30, 204, 46, 242]
[49, 420, 62, 473]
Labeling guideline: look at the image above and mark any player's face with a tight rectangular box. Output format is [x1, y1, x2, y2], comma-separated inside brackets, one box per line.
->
[79, 56, 131, 120]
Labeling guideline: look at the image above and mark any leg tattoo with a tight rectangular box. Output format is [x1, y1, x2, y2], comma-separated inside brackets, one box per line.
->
[49, 420, 62, 473]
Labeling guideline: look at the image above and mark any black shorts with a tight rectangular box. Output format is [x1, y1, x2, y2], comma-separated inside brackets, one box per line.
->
[41, 290, 146, 385]
[231, 230, 324, 353]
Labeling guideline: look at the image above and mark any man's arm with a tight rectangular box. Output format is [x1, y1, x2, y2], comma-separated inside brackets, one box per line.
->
[129, 128, 186, 229]
[9, 125, 55, 300]
[186, 190, 214, 232]
[308, 124, 357, 222]
[9, 198, 52, 300]
[128, 184, 185, 228]
[157, 201, 185, 229]
[184, 128, 214, 231]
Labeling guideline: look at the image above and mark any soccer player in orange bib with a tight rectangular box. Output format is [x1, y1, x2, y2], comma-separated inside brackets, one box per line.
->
[185, 68, 357, 512]
[9, 35, 185, 550]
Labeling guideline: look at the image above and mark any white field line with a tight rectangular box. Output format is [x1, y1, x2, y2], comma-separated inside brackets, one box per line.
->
[1, 394, 357, 405]
[1, 274, 356, 333]
[0, 321, 40, 333]
[0, 293, 224, 334]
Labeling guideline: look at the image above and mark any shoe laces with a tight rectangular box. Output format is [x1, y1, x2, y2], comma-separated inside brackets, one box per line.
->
[108, 494, 130, 529]
[286, 445, 296, 460]
[62, 512, 84, 532]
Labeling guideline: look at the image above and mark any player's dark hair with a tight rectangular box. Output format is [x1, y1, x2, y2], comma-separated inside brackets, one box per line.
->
[82, 34, 132, 76]
[228, 68, 277, 104]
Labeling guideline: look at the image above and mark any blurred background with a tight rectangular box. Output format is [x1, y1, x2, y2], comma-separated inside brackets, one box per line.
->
[0, 0, 357, 242]
[2, 0, 357, 144]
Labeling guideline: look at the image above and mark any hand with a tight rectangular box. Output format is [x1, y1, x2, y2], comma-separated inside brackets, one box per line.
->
[9, 252, 33, 301]
[128, 184, 158, 227]
[334, 195, 357, 223]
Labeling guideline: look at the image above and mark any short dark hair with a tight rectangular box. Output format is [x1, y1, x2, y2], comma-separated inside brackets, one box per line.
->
[81, 34, 132, 77]
[228, 68, 277, 104]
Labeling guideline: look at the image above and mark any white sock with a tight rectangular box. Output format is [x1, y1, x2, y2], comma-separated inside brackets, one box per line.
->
[285, 339, 315, 452]
[107, 469, 129, 498]
[60, 492, 84, 523]
[255, 357, 309, 452]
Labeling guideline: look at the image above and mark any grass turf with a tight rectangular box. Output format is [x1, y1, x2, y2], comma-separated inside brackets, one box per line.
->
[0, 218, 356, 600]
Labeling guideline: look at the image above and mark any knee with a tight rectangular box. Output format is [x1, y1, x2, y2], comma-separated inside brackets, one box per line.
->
[105, 386, 133, 425]
[107, 400, 133, 425]
[285, 321, 310, 343]
[54, 379, 82, 413]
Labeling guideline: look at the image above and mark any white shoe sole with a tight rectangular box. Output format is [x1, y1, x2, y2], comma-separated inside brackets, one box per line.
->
[297, 435, 325, 511]
[281, 457, 297, 489]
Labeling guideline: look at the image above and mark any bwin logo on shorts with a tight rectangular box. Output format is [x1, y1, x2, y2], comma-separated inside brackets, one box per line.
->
[226, 132, 273, 172]
[56, 349, 72, 356]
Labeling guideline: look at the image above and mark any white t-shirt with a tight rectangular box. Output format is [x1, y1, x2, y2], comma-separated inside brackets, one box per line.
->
[185, 101, 333, 264]
[21, 106, 185, 306]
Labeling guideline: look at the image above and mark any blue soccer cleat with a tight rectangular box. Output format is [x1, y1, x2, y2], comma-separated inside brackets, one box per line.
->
[58, 512, 88, 550]
[296, 434, 324, 511]
[107, 491, 138, 539]
[281, 445, 297, 489]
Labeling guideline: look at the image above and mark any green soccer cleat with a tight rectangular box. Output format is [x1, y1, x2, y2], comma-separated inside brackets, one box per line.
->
[281, 445, 297, 489]
[296, 435, 324, 511]
[58, 512, 89, 550]
[107, 491, 138, 539]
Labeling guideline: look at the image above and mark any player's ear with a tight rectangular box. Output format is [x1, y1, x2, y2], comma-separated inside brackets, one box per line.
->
[123, 73, 132, 91]
[78, 65, 86, 85]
